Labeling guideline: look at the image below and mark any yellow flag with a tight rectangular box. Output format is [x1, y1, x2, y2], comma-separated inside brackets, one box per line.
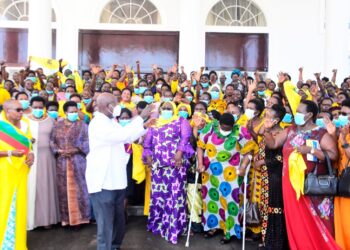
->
[29, 56, 68, 75]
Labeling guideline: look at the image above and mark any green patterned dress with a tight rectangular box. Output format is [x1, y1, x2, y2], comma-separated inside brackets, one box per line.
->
[198, 120, 255, 239]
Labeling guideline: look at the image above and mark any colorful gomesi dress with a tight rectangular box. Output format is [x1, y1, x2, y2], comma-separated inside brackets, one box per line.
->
[197, 120, 255, 240]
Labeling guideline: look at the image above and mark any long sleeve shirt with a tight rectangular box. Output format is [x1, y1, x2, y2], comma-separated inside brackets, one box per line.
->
[86, 112, 146, 193]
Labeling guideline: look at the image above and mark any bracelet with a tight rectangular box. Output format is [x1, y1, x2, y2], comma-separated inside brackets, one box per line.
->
[7, 150, 12, 157]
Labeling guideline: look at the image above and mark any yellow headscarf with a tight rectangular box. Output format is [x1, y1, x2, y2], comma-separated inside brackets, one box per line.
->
[176, 103, 192, 117]
[156, 101, 178, 127]
[288, 150, 307, 200]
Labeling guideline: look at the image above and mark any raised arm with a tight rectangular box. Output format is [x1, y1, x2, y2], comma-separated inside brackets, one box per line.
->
[331, 69, 337, 85]
[298, 67, 303, 82]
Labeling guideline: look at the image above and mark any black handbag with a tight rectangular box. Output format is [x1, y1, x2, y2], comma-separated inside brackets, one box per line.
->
[304, 151, 338, 196]
[338, 160, 350, 197]
[245, 170, 261, 227]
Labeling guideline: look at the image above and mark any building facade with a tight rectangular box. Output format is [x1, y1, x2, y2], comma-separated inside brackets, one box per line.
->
[0, 0, 349, 80]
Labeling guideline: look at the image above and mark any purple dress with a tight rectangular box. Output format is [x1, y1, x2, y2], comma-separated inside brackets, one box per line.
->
[49, 119, 90, 226]
[142, 117, 194, 244]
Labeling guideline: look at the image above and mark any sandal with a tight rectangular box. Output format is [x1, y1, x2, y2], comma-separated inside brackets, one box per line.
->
[220, 237, 232, 244]
[203, 229, 219, 239]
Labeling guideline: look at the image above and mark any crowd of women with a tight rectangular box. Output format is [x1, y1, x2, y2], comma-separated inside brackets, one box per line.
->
[0, 60, 350, 249]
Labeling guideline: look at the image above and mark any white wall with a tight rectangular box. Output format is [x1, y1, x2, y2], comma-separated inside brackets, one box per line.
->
[1, 0, 349, 83]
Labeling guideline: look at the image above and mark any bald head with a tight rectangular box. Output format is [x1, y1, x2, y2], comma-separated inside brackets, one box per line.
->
[3, 99, 23, 124]
[3, 99, 20, 111]
[97, 93, 118, 118]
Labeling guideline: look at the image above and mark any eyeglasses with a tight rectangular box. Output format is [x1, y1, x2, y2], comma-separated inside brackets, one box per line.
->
[10, 108, 24, 113]
[340, 112, 350, 116]
[162, 107, 172, 111]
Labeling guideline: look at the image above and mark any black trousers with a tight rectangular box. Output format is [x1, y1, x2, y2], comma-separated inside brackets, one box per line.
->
[90, 189, 126, 250]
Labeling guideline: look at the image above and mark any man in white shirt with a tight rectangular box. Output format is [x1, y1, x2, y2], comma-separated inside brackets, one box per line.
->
[86, 93, 154, 250]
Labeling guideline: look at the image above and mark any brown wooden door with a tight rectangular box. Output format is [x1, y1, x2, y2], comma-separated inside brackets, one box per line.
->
[79, 30, 179, 72]
[205, 32, 269, 71]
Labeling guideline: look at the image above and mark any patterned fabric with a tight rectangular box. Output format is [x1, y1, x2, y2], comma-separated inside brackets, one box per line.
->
[50, 119, 90, 226]
[282, 125, 339, 249]
[198, 120, 254, 239]
[259, 138, 288, 249]
[142, 117, 194, 244]
[1, 192, 16, 250]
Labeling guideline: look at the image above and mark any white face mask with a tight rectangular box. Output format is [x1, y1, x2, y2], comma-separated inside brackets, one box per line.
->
[245, 108, 255, 120]
[220, 128, 231, 136]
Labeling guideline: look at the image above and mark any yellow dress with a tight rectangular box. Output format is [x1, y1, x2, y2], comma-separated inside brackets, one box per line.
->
[248, 119, 264, 234]
[0, 119, 32, 250]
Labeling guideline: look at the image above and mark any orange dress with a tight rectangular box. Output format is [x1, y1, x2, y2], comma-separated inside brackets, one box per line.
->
[335, 134, 350, 249]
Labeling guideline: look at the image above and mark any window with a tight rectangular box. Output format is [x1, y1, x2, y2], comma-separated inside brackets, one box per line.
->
[206, 0, 266, 27]
[100, 0, 160, 24]
[0, 0, 56, 21]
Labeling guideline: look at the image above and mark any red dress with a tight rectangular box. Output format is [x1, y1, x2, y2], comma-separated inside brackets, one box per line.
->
[282, 126, 340, 250]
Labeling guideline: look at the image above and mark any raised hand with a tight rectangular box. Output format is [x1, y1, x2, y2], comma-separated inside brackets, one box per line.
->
[277, 72, 286, 84]
[298, 67, 303, 72]
[140, 103, 156, 120]
[314, 72, 321, 79]
[324, 116, 336, 135]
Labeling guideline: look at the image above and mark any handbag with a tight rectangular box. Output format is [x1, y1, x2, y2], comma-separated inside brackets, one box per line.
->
[304, 151, 338, 196]
[245, 169, 261, 227]
[338, 160, 350, 197]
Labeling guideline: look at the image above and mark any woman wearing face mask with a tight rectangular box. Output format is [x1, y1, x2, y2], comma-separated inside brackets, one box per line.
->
[143, 89, 155, 104]
[245, 98, 265, 240]
[208, 84, 227, 115]
[264, 100, 339, 249]
[45, 81, 57, 102]
[117, 108, 134, 222]
[255, 104, 288, 249]
[197, 113, 254, 244]
[226, 101, 247, 126]
[142, 101, 194, 244]
[176, 103, 191, 119]
[200, 73, 210, 93]
[50, 101, 90, 227]
[27, 96, 60, 230]
[280, 105, 294, 129]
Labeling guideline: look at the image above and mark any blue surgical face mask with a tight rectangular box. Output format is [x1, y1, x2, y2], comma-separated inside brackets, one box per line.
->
[211, 91, 220, 100]
[186, 96, 193, 102]
[294, 112, 306, 126]
[316, 118, 325, 128]
[20, 100, 30, 110]
[139, 87, 147, 94]
[333, 119, 342, 128]
[201, 82, 209, 88]
[258, 90, 266, 96]
[233, 114, 238, 122]
[282, 113, 293, 123]
[183, 87, 188, 92]
[83, 98, 91, 105]
[338, 115, 349, 127]
[119, 119, 131, 127]
[178, 110, 189, 119]
[65, 93, 71, 100]
[67, 112, 78, 122]
[161, 110, 173, 120]
[163, 97, 172, 103]
[31, 93, 39, 98]
[134, 88, 140, 95]
[46, 90, 54, 95]
[32, 108, 44, 118]
[48, 111, 58, 119]
[77, 103, 82, 110]
[61, 83, 66, 89]
[192, 80, 197, 86]
[144, 95, 154, 104]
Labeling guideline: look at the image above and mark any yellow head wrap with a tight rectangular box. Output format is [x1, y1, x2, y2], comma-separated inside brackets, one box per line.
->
[156, 101, 178, 127]
[176, 103, 192, 117]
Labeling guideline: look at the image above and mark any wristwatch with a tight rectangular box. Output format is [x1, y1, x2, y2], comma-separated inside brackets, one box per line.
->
[342, 143, 350, 149]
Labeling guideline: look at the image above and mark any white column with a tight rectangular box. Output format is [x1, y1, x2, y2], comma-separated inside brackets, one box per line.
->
[28, 0, 52, 58]
[324, 0, 350, 83]
[55, 0, 79, 69]
[178, 0, 205, 71]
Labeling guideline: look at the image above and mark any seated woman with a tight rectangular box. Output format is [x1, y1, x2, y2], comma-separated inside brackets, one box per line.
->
[264, 100, 339, 249]
[142, 101, 194, 244]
